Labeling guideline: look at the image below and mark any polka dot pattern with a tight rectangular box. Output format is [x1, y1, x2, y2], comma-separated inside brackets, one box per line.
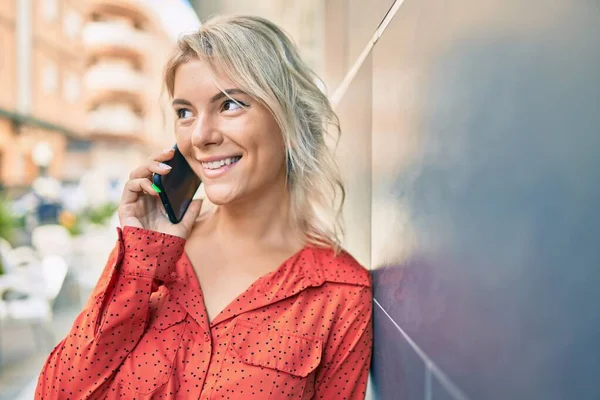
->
[35, 227, 373, 399]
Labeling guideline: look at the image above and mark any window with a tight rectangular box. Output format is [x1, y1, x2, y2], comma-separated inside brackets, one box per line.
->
[42, 62, 58, 94]
[42, 0, 59, 22]
[63, 73, 81, 103]
[14, 152, 26, 183]
[63, 9, 82, 39]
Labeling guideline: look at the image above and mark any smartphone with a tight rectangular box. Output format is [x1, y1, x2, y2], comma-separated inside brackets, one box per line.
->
[152, 145, 202, 224]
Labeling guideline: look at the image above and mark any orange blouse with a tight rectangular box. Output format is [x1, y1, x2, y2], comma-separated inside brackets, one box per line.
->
[35, 226, 372, 399]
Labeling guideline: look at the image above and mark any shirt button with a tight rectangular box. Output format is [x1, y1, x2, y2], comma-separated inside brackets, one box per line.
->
[204, 332, 210, 342]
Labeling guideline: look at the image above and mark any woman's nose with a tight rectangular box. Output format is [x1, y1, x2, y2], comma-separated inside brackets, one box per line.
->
[191, 113, 223, 148]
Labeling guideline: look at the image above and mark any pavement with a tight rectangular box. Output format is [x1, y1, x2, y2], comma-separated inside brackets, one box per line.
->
[0, 223, 118, 400]
[0, 278, 82, 400]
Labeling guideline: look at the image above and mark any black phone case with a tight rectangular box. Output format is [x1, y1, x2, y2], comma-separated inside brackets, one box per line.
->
[152, 173, 183, 224]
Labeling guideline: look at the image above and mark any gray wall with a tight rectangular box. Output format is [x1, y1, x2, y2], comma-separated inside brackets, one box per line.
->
[328, 0, 600, 399]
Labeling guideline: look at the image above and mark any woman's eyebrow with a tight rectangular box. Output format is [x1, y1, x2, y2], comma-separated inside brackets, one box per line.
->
[171, 89, 246, 107]
[210, 88, 246, 103]
[172, 99, 193, 107]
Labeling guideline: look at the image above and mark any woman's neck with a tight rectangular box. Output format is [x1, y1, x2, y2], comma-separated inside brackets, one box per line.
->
[208, 183, 302, 249]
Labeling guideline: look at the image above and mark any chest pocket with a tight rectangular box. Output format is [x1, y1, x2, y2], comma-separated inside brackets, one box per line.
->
[214, 320, 322, 399]
[121, 287, 187, 395]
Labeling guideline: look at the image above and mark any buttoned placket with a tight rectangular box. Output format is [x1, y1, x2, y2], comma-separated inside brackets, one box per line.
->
[164, 247, 326, 399]
[164, 277, 211, 399]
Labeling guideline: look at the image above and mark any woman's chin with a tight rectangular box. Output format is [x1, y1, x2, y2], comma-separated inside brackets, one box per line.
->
[204, 186, 239, 206]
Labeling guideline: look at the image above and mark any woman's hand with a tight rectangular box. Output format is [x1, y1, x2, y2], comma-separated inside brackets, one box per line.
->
[118, 148, 202, 239]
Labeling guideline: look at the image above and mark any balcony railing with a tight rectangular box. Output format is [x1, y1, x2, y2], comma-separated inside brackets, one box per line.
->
[87, 104, 144, 137]
[85, 61, 146, 94]
[87, 0, 150, 23]
[83, 21, 148, 56]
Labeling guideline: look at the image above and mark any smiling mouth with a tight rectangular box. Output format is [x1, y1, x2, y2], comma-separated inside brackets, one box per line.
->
[201, 156, 242, 170]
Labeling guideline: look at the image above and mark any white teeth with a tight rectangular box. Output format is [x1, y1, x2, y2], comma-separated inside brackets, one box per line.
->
[202, 156, 241, 170]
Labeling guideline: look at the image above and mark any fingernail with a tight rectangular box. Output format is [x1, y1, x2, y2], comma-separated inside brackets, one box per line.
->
[163, 147, 175, 153]
[158, 163, 172, 170]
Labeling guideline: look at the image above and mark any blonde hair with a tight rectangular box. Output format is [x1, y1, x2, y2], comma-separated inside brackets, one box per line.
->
[164, 15, 345, 251]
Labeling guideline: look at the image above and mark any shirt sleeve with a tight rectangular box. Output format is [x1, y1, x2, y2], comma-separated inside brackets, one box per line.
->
[35, 226, 186, 400]
[312, 285, 373, 400]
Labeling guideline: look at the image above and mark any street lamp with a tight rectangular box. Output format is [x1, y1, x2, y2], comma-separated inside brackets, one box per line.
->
[30, 142, 61, 226]
[32, 142, 54, 174]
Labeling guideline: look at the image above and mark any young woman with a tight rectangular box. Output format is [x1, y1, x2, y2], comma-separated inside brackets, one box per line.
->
[36, 15, 372, 399]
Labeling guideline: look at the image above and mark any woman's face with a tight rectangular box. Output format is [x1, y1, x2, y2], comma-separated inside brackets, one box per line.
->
[172, 59, 286, 206]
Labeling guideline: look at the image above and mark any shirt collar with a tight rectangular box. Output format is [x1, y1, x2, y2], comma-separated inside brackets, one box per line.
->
[166, 245, 371, 331]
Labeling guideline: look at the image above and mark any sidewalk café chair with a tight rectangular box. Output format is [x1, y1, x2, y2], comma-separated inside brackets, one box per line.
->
[31, 224, 73, 260]
[5, 246, 40, 270]
[0, 238, 11, 257]
[0, 254, 68, 370]
[70, 226, 115, 308]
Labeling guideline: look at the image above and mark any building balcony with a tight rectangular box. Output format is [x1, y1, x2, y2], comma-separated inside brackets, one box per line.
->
[87, 104, 144, 140]
[86, 0, 150, 25]
[83, 21, 148, 61]
[85, 61, 146, 109]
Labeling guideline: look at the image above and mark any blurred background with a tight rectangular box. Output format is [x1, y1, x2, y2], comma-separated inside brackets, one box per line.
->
[0, 0, 200, 397]
[1, 0, 599, 399]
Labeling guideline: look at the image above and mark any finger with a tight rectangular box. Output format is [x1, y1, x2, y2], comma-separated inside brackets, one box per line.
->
[129, 160, 173, 180]
[152, 147, 176, 163]
[127, 148, 175, 180]
[181, 199, 203, 227]
[121, 178, 157, 205]
[139, 178, 160, 197]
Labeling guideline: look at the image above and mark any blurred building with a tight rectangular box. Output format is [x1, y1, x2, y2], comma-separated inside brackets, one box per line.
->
[0, 0, 86, 189]
[0, 0, 181, 199]
[82, 0, 177, 198]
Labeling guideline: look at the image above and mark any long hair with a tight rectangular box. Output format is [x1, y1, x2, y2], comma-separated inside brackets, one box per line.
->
[163, 15, 345, 251]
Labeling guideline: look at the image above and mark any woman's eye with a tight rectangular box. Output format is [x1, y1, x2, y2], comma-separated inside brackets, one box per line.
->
[177, 109, 192, 119]
[222, 99, 247, 112]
